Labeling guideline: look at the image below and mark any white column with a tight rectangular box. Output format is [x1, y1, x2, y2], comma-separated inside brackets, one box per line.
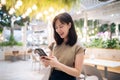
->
[2, 27, 6, 41]
[21, 22, 27, 60]
[115, 23, 119, 38]
[47, 21, 54, 45]
[21, 23, 27, 47]
[83, 11, 88, 42]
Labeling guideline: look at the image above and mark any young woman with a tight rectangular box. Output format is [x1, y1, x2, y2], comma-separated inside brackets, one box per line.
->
[41, 12, 85, 80]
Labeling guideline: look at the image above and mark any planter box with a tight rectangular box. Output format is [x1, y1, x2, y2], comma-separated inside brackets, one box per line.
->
[85, 48, 120, 61]
[4, 46, 26, 61]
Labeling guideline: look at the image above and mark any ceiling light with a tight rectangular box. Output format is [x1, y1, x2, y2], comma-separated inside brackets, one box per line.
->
[98, 0, 109, 2]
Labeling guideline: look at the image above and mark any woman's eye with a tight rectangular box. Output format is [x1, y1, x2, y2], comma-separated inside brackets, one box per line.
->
[60, 26, 63, 28]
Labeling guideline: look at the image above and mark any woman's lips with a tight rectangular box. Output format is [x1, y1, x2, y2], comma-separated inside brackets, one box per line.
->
[59, 33, 64, 37]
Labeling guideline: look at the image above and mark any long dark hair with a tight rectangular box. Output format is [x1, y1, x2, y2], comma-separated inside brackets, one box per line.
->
[52, 12, 77, 46]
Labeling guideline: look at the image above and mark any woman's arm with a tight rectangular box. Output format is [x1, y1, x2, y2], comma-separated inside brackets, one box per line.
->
[43, 52, 84, 77]
[56, 52, 84, 77]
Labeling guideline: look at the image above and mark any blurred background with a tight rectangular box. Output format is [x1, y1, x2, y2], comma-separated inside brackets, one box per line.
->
[0, 0, 120, 80]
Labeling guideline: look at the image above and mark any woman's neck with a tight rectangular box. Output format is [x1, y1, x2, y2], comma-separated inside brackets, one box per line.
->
[64, 38, 68, 43]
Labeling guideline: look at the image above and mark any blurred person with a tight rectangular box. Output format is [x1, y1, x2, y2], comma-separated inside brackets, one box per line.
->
[41, 12, 85, 80]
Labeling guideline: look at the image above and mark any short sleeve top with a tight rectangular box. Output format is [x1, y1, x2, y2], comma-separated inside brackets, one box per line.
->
[49, 41, 85, 69]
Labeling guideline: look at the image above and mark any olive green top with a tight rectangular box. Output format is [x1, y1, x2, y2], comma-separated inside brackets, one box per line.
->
[48, 41, 85, 70]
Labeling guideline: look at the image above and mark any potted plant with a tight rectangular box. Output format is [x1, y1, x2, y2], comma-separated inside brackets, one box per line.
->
[84, 38, 120, 61]
[0, 34, 23, 47]
[0, 34, 23, 61]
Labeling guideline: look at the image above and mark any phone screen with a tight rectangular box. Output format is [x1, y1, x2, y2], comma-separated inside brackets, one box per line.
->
[35, 48, 47, 56]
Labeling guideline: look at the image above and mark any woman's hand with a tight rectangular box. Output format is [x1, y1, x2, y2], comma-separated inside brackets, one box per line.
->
[40, 56, 50, 67]
[41, 56, 60, 68]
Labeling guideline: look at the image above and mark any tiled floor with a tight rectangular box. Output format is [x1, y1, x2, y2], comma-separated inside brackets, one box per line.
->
[100, 70, 120, 80]
[0, 60, 120, 80]
[0, 60, 51, 80]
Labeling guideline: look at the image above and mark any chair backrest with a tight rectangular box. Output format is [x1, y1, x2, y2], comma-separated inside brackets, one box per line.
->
[28, 49, 33, 54]
[83, 65, 103, 80]
[31, 54, 39, 62]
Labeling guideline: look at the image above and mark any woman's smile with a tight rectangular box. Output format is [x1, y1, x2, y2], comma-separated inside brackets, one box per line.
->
[59, 32, 64, 38]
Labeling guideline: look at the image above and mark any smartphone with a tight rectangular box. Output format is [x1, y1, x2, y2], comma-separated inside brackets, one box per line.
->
[35, 48, 47, 56]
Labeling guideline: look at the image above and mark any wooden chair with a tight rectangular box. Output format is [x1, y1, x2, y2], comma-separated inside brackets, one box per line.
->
[77, 64, 104, 80]
[84, 65, 103, 80]
[31, 54, 41, 71]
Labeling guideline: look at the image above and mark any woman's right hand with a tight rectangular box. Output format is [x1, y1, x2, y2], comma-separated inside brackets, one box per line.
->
[40, 56, 50, 67]
[41, 56, 60, 68]
[40, 51, 54, 67]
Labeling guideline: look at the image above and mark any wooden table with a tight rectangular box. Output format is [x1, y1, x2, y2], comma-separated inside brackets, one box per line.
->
[84, 58, 120, 79]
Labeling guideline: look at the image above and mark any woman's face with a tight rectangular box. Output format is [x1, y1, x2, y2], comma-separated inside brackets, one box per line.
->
[55, 19, 71, 39]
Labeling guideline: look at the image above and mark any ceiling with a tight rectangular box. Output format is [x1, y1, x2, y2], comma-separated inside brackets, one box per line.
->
[72, 0, 120, 23]
[0, 0, 77, 21]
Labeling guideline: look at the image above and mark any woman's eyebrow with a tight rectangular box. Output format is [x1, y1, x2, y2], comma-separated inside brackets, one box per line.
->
[56, 24, 62, 27]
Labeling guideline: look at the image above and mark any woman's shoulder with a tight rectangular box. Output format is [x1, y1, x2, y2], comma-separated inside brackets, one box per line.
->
[48, 42, 56, 51]
[74, 40, 86, 52]
[74, 40, 86, 54]
[75, 40, 84, 47]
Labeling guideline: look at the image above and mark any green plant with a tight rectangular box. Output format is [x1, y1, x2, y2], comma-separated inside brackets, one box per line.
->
[98, 24, 108, 32]
[0, 26, 3, 34]
[102, 39, 116, 49]
[0, 35, 23, 46]
[110, 23, 116, 33]
[84, 38, 103, 48]
[84, 38, 120, 49]
[74, 19, 84, 37]
[102, 38, 120, 49]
